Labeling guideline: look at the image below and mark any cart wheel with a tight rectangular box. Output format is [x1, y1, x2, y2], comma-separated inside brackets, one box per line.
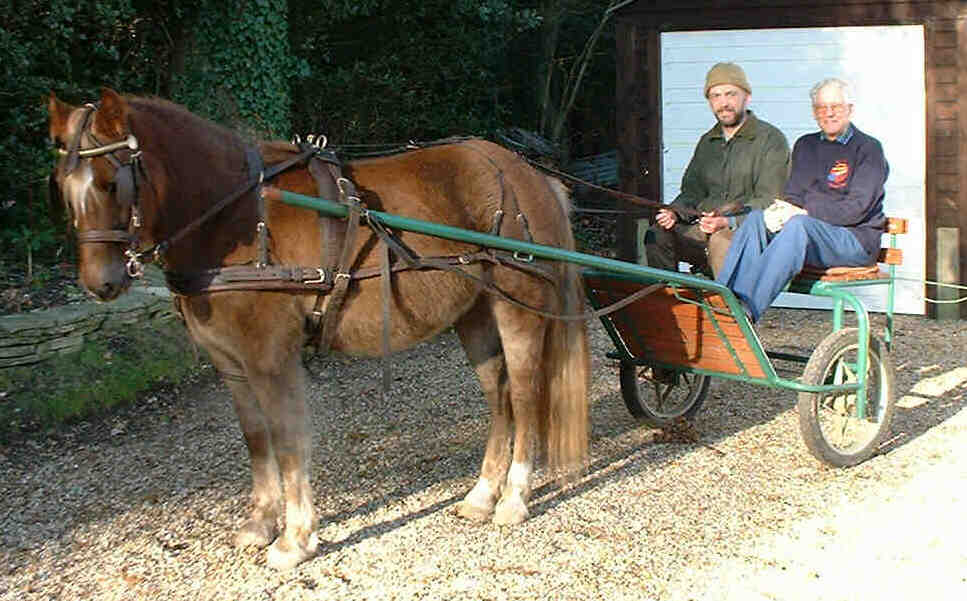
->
[797, 328, 896, 467]
[619, 362, 710, 427]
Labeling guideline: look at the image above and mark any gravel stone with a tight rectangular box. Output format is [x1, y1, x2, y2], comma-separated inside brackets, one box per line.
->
[1, 308, 965, 600]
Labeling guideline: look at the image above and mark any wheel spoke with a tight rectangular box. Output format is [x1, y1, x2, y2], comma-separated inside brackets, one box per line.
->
[837, 401, 850, 442]
[798, 329, 895, 467]
[620, 362, 710, 426]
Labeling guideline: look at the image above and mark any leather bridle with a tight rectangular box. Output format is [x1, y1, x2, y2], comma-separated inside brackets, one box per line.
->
[54, 103, 147, 275]
[52, 103, 320, 279]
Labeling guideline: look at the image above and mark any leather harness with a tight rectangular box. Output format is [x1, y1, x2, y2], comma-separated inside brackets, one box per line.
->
[55, 109, 660, 375]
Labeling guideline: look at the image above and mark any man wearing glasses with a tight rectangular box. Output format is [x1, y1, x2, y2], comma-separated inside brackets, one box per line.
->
[645, 62, 790, 278]
[715, 77, 889, 323]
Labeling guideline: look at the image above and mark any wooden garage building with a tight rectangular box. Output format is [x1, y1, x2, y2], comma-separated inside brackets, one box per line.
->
[614, 0, 967, 317]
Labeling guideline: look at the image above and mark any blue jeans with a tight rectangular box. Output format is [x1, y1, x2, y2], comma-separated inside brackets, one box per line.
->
[715, 210, 873, 322]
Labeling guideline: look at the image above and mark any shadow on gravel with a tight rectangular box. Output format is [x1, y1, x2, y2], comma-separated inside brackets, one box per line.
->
[317, 493, 464, 555]
[527, 385, 792, 520]
[0, 321, 796, 555]
[880, 373, 967, 457]
[7, 313, 964, 564]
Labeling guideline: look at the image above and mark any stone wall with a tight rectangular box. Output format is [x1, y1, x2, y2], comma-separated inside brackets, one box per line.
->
[0, 290, 176, 368]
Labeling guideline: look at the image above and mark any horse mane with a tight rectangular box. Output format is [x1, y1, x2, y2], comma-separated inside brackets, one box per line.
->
[125, 96, 244, 149]
[124, 96, 310, 172]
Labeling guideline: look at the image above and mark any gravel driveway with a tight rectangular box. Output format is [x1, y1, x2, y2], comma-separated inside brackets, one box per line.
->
[1, 308, 965, 600]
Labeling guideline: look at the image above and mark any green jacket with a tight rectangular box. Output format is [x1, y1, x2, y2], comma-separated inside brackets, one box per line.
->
[671, 111, 790, 226]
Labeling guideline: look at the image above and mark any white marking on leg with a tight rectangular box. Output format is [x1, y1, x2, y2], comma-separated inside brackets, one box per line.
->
[494, 461, 532, 525]
[466, 477, 498, 508]
[507, 461, 532, 499]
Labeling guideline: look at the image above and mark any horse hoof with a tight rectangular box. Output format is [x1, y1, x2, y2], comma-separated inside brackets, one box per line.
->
[493, 497, 529, 526]
[455, 500, 493, 523]
[266, 532, 319, 570]
[235, 519, 278, 549]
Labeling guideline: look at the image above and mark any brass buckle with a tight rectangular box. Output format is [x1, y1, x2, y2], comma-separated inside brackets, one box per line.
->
[303, 269, 327, 285]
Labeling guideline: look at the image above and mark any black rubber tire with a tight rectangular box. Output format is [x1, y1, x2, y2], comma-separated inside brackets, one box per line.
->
[619, 362, 711, 428]
[797, 328, 896, 467]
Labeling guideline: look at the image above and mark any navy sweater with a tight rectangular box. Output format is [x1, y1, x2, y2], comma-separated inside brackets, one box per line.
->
[783, 125, 889, 258]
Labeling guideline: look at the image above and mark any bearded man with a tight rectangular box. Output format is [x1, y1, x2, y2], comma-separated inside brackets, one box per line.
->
[645, 62, 790, 277]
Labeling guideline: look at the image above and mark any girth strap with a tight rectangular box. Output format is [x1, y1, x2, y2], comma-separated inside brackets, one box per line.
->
[308, 166, 365, 354]
[306, 157, 340, 351]
[380, 241, 393, 393]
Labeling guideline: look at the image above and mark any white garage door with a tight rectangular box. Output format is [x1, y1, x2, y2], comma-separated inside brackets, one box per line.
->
[660, 26, 926, 315]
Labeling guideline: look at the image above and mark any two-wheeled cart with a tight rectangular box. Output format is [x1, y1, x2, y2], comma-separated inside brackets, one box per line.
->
[270, 186, 905, 467]
[585, 217, 905, 467]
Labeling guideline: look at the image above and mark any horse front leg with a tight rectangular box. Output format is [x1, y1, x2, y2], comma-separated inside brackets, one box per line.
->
[247, 352, 318, 570]
[222, 375, 283, 549]
[202, 342, 285, 550]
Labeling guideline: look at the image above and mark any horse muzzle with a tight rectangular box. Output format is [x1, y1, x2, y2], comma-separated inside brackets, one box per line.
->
[78, 246, 132, 301]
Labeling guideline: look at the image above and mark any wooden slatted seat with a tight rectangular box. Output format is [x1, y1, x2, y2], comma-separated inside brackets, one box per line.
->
[794, 217, 907, 283]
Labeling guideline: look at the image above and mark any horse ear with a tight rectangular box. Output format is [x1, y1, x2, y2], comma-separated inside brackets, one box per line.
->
[48, 92, 75, 143]
[93, 87, 129, 139]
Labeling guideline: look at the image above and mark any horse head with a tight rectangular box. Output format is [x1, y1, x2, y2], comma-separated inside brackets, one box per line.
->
[48, 88, 144, 301]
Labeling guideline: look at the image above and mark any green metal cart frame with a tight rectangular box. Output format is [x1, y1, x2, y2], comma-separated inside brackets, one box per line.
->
[271, 187, 903, 467]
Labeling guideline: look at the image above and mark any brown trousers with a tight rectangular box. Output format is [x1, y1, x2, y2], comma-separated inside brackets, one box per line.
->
[643, 223, 734, 278]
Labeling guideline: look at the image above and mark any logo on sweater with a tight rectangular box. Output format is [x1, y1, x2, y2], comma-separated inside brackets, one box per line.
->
[827, 160, 850, 189]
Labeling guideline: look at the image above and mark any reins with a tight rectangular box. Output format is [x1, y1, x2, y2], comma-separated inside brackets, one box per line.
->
[523, 156, 748, 220]
[132, 145, 323, 274]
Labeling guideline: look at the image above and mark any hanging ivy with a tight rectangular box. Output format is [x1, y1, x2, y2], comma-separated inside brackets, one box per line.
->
[172, 0, 308, 138]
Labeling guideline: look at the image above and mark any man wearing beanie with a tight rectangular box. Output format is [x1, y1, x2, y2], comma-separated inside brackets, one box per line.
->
[645, 62, 790, 278]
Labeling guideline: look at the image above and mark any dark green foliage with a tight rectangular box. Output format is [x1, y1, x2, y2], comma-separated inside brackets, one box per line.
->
[289, 0, 541, 143]
[2, 0, 157, 274]
[172, 0, 307, 138]
[288, 0, 615, 157]
[1, 0, 617, 277]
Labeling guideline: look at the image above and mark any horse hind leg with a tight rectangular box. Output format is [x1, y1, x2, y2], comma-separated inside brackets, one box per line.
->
[456, 300, 549, 526]
[490, 303, 548, 526]
[453, 298, 512, 523]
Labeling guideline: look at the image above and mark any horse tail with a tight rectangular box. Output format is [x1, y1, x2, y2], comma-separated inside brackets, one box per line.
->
[542, 176, 590, 479]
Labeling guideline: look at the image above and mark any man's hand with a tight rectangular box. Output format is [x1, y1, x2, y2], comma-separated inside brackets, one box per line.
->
[763, 199, 807, 233]
[699, 212, 728, 234]
[655, 208, 678, 230]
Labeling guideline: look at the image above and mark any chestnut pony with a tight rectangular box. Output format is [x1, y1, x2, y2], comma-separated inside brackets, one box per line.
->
[48, 89, 590, 569]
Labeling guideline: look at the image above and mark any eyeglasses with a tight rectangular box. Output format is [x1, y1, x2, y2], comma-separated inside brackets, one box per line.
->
[813, 103, 850, 115]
